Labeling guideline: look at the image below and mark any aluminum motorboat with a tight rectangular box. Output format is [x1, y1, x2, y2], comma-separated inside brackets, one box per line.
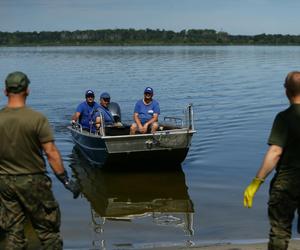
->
[68, 103, 196, 167]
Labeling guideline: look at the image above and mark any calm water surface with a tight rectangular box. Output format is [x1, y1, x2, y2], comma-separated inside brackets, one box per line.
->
[0, 46, 300, 249]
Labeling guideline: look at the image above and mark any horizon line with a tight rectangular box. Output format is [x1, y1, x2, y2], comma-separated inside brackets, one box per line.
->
[1, 28, 300, 37]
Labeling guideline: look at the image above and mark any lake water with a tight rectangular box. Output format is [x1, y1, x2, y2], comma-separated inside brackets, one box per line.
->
[0, 46, 299, 249]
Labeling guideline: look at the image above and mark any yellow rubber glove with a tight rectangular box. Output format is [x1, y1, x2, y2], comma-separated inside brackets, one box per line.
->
[243, 177, 264, 208]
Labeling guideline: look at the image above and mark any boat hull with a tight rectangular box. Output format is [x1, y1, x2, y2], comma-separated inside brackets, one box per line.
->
[69, 127, 195, 167]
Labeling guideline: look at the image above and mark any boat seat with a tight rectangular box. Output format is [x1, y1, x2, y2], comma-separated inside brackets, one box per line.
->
[159, 123, 182, 130]
[104, 125, 130, 136]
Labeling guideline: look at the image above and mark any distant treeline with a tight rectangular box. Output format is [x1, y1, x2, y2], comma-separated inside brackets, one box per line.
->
[1, 29, 300, 46]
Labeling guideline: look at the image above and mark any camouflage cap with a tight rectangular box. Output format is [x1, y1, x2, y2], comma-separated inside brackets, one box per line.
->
[5, 71, 30, 93]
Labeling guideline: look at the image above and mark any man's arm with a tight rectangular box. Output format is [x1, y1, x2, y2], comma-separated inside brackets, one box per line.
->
[95, 116, 101, 129]
[256, 144, 282, 179]
[133, 113, 143, 127]
[134, 112, 148, 133]
[144, 113, 158, 127]
[244, 144, 282, 208]
[42, 141, 65, 174]
[72, 112, 81, 122]
[42, 141, 80, 198]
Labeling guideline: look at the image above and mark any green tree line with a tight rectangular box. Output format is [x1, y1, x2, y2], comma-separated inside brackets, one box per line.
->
[1, 29, 300, 46]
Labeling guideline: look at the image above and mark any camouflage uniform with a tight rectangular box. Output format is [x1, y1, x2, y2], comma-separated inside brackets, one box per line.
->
[268, 171, 300, 250]
[0, 101, 63, 248]
[0, 175, 62, 249]
[267, 104, 300, 250]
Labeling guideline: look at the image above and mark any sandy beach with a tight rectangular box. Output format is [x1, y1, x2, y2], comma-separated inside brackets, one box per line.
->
[148, 239, 300, 250]
[1, 226, 300, 249]
[189, 240, 299, 250]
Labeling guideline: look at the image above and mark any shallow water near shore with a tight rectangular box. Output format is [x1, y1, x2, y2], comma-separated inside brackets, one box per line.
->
[1, 46, 300, 249]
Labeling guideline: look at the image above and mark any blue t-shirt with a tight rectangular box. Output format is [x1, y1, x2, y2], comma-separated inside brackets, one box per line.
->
[95, 105, 115, 125]
[76, 101, 100, 130]
[134, 99, 160, 125]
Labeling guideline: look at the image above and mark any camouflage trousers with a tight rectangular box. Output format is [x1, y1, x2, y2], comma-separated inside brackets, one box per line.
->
[0, 174, 62, 250]
[268, 172, 300, 250]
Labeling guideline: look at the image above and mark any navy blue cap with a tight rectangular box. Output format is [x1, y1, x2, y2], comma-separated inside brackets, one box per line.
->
[100, 92, 110, 99]
[85, 90, 95, 97]
[144, 87, 153, 94]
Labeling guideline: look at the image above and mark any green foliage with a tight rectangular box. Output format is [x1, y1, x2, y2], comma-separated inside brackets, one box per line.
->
[1, 29, 300, 46]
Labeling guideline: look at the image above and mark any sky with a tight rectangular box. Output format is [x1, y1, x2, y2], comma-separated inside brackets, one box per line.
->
[0, 0, 299, 35]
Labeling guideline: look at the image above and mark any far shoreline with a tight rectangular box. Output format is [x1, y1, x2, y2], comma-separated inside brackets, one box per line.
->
[2, 43, 300, 47]
[2, 28, 300, 46]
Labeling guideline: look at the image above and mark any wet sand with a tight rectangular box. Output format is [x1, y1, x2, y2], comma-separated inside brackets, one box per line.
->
[149, 239, 300, 250]
[1, 233, 300, 249]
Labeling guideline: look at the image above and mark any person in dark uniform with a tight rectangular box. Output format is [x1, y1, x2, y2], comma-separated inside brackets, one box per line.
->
[244, 71, 300, 250]
[0, 71, 79, 250]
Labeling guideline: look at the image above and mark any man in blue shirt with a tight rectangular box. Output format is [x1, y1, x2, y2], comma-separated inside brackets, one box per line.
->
[72, 90, 100, 132]
[95, 92, 115, 126]
[130, 87, 160, 134]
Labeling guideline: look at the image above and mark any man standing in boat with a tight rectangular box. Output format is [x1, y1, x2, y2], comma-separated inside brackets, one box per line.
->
[0, 71, 79, 249]
[130, 87, 160, 134]
[72, 89, 100, 132]
[244, 71, 300, 250]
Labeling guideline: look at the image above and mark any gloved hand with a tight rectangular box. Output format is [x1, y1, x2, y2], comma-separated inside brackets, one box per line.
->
[55, 171, 80, 199]
[65, 179, 81, 199]
[243, 177, 264, 208]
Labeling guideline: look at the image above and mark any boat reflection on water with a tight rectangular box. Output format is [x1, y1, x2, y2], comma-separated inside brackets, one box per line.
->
[69, 147, 194, 249]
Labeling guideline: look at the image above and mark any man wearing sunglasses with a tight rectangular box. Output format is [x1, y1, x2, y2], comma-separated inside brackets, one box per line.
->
[130, 87, 160, 135]
[95, 92, 115, 126]
[72, 90, 100, 132]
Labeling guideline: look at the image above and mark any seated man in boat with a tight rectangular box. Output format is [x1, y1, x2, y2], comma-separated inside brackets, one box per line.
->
[130, 87, 160, 134]
[72, 90, 100, 132]
[94, 92, 123, 128]
[95, 92, 114, 126]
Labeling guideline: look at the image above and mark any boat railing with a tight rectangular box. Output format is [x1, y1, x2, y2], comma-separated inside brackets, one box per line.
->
[185, 104, 194, 131]
[71, 121, 83, 133]
[159, 104, 194, 131]
[71, 120, 103, 136]
[163, 116, 183, 128]
[72, 104, 194, 136]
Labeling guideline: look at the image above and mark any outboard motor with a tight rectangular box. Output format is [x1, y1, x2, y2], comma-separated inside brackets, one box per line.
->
[108, 102, 122, 122]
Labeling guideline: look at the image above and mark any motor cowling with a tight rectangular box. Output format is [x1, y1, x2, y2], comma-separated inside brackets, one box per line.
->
[108, 102, 121, 122]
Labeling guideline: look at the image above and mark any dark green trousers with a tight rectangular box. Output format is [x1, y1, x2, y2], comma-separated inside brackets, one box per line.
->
[0, 174, 62, 250]
[268, 171, 300, 250]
